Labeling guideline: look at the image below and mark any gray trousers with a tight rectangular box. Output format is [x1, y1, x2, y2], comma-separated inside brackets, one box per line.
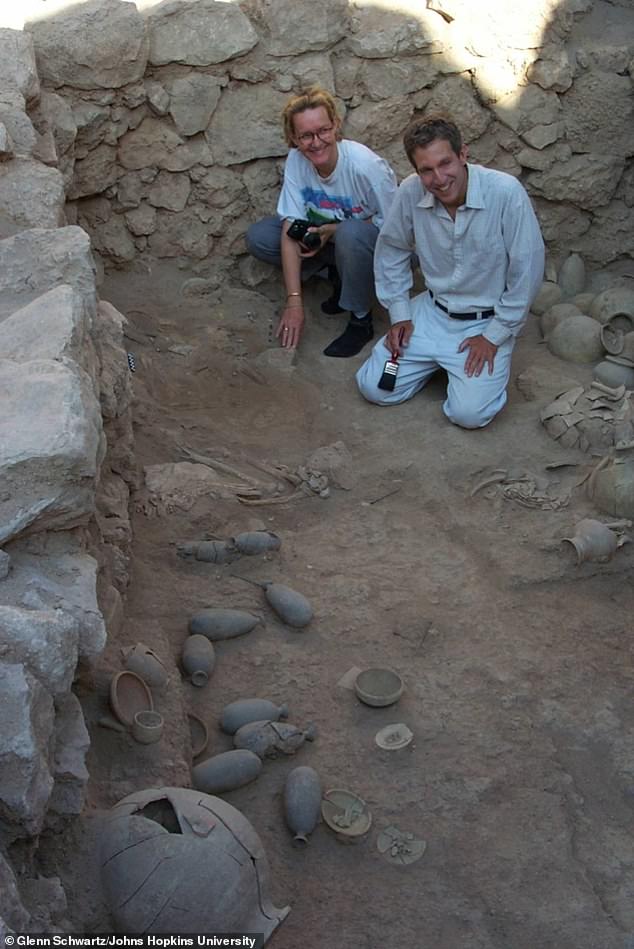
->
[245, 215, 379, 315]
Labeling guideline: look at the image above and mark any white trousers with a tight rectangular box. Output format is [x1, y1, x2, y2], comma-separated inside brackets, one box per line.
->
[356, 291, 515, 429]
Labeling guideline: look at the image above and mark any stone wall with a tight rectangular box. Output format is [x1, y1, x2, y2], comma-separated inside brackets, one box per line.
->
[8, 0, 634, 289]
[0, 27, 134, 932]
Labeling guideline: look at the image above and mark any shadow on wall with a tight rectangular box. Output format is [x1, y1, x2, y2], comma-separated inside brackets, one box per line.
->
[7, 0, 634, 281]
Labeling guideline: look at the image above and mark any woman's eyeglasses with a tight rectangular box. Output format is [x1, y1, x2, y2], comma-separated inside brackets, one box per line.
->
[295, 126, 335, 145]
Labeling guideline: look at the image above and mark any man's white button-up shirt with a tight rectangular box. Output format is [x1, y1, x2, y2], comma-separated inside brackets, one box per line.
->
[374, 163, 545, 347]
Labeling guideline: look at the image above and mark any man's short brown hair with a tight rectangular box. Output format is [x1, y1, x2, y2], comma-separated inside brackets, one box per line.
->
[403, 115, 463, 167]
[281, 85, 341, 147]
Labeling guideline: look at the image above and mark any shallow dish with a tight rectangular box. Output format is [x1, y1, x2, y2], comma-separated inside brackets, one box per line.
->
[375, 723, 413, 750]
[321, 788, 372, 839]
[109, 670, 153, 727]
[354, 668, 404, 707]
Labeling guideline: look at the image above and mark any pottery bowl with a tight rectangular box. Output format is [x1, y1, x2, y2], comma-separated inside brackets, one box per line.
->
[109, 670, 153, 727]
[354, 668, 404, 707]
[321, 788, 372, 840]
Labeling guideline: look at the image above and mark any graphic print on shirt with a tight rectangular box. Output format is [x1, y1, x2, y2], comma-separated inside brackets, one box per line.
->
[302, 186, 364, 224]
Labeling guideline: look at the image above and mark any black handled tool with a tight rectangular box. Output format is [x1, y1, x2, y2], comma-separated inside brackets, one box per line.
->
[377, 328, 404, 392]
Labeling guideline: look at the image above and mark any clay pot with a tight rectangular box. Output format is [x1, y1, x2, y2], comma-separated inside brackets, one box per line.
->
[132, 710, 164, 745]
[181, 635, 216, 687]
[123, 643, 169, 690]
[589, 287, 634, 330]
[263, 583, 313, 628]
[531, 281, 563, 316]
[587, 457, 634, 518]
[547, 315, 604, 363]
[593, 358, 634, 389]
[220, 698, 288, 735]
[562, 518, 618, 564]
[284, 766, 322, 845]
[558, 252, 586, 298]
[188, 608, 260, 641]
[192, 749, 262, 794]
[100, 786, 290, 938]
[232, 531, 281, 555]
[540, 303, 582, 339]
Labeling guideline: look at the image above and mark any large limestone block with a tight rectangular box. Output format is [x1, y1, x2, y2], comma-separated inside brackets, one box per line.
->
[146, 0, 257, 66]
[147, 209, 210, 259]
[26, 0, 148, 90]
[271, 52, 335, 97]
[94, 299, 133, 420]
[343, 97, 416, 152]
[0, 29, 39, 104]
[72, 101, 111, 155]
[118, 117, 213, 171]
[30, 91, 77, 186]
[0, 159, 65, 237]
[125, 203, 157, 236]
[192, 166, 248, 210]
[527, 154, 625, 211]
[334, 54, 440, 102]
[148, 169, 191, 211]
[48, 692, 90, 817]
[0, 122, 13, 160]
[532, 197, 591, 245]
[347, 2, 447, 58]
[425, 76, 491, 141]
[0, 661, 54, 836]
[89, 215, 137, 265]
[0, 88, 37, 157]
[167, 75, 223, 137]
[562, 71, 634, 158]
[0, 606, 79, 697]
[0, 358, 102, 545]
[527, 47, 573, 93]
[207, 85, 287, 165]
[576, 202, 634, 267]
[3, 537, 107, 661]
[1, 285, 91, 369]
[0, 851, 31, 932]
[0, 226, 97, 319]
[492, 85, 561, 143]
[67, 143, 119, 200]
[247, 0, 347, 56]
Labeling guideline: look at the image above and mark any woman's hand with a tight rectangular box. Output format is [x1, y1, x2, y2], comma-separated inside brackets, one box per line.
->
[276, 304, 305, 349]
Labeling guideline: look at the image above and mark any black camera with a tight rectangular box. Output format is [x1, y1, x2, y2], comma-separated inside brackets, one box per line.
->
[287, 219, 321, 250]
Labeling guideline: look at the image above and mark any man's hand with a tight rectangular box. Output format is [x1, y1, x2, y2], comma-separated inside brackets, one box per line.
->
[276, 304, 304, 349]
[299, 222, 337, 258]
[384, 320, 413, 355]
[458, 334, 498, 377]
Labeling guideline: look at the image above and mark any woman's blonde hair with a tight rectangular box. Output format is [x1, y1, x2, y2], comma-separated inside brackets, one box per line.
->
[281, 85, 341, 147]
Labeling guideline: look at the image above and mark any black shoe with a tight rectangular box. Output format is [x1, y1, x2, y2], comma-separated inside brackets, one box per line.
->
[323, 315, 374, 358]
[320, 265, 345, 315]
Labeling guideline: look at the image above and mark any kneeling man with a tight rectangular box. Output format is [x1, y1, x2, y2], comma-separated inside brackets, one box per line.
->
[357, 115, 545, 429]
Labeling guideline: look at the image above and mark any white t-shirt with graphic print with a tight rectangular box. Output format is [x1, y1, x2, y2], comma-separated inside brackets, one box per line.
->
[277, 139, 397, 231]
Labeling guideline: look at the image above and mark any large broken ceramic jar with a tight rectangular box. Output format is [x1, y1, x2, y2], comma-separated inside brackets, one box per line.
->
[100, 787, 290, 939]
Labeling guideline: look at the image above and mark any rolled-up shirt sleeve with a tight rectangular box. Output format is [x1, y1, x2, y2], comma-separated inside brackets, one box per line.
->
[374, 187, 417, 325]
[483, 188, 545, 347]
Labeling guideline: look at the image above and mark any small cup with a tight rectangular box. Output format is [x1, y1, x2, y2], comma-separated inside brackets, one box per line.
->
[132, 710, 164, 744]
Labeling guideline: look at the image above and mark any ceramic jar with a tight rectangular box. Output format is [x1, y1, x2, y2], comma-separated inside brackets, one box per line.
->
[562, 518, 618, 564]
[181, 635, 216, 687]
